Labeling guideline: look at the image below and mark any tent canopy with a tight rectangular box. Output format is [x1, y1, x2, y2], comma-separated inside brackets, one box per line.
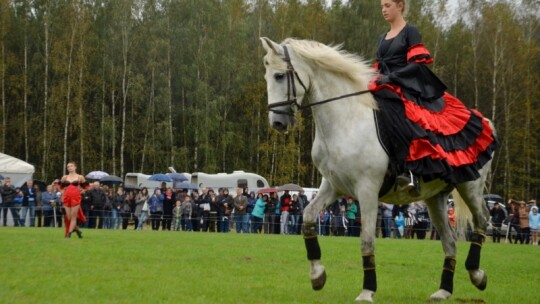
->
[0, 153, 35, 187]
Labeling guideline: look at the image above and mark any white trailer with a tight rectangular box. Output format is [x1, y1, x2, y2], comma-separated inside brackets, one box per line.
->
[190, 171, 269, 193]
[123, 172, 192, 191]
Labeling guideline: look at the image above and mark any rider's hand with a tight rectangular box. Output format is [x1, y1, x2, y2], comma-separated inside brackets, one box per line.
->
[376, 75, 391, 85]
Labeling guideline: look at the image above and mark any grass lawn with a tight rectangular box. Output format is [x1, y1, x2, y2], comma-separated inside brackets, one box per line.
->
[0, 227, 537, 303]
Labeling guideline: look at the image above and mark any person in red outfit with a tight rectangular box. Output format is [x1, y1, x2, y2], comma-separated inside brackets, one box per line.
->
[369, 0, 498, 196]
[56, 161, 88, 238]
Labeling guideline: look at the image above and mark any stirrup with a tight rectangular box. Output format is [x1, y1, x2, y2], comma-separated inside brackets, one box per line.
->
[397, 171, 420, 197]
[397, 172, 414, 187]
[397, 170, 416, 187]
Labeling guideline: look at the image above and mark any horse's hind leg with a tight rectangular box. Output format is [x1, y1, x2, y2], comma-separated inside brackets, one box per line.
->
[425, 194, 456, 301]
[456, 182, 490, 291]
[302, 179, 336, 291]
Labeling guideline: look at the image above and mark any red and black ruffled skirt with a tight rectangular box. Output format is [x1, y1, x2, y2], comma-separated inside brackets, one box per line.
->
[369, 80, 498, 184]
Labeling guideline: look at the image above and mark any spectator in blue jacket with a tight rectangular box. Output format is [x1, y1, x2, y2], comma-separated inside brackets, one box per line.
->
[13, 187, 24, 226]
[20, 180, 37, 227]
[41, 185, 58, 227]
[149, 188, 164, 230]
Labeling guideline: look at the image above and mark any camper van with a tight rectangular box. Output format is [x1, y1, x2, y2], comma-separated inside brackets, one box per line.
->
[123, 172, 192, 190]
[123, 171, 267, 193]
[191, 171, 269, 193]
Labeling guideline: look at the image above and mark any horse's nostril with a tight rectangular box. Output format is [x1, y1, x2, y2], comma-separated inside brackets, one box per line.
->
[273, 121, 286, 131]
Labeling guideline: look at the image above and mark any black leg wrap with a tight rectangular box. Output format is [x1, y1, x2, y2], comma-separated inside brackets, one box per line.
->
[439, 257, 456, 293]
[303, 223, 321, 260]
[465, 233, 485, 270]
[362, 255, 377, 292]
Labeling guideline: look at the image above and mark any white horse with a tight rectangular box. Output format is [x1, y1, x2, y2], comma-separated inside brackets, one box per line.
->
[260, 37, 493, 302]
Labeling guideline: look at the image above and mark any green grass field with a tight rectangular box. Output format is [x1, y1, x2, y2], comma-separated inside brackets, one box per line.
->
[0, 227, 537, 303]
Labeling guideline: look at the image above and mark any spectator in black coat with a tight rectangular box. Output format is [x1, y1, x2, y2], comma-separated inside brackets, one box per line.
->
[87, 182, 107, 229]
[490, 202, 506, 243]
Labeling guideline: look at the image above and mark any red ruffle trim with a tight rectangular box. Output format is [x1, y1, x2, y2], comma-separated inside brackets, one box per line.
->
[407, 44, 433, 64]
[370, 83, 475, 136]
[407, 117, 494, 166]
[404, 92, 471, 136]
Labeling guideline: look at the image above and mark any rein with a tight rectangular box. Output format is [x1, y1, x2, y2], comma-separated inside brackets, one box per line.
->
[268, 45, 371, 116]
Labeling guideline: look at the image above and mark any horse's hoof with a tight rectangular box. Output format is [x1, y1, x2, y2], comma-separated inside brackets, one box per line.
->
[469, 269, 487, 291]
[430, 289, 452, 301]
[310, 268, 326, 290]
[355, 289, 375, 303]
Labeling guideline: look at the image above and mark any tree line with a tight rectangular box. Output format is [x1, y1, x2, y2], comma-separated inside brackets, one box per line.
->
[0, 0, 539, 199]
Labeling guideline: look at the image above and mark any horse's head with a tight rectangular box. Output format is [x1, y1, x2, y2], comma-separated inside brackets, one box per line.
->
[260, 37, 309, 132]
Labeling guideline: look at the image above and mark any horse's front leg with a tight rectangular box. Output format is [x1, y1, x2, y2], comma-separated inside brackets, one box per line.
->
[302, 178, 336, 290]
[355, 197, 379, 303]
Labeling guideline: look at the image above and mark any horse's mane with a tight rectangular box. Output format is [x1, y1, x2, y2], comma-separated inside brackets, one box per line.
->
[280, 38, 377, 108]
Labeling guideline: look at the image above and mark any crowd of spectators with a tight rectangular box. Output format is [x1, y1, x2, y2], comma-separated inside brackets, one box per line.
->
[2, 177, 539, 244]
[504, 199, 540, 245]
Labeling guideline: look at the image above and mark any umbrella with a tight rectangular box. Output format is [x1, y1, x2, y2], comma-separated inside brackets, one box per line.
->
[173, 182, 198, 190]
[86, 171, 109, 180]
[257, 187, 278, 194]
[100, 175, 123, 185]
[278, 183, 304, 192]
[167, 172, 188, 182]
[0, 174, 4, 180]
[483, 194, 503, 203]
[33, 179, 48, 192]
[148, 173, 173, 182]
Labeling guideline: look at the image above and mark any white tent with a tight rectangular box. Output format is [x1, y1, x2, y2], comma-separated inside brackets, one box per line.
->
[0, 153, 35, 187]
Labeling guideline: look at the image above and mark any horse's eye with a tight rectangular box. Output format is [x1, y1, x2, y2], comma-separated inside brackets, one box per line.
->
[274, 73, 285, 81]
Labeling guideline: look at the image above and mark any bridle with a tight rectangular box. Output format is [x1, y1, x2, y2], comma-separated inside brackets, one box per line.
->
[267, 45, 371, 116]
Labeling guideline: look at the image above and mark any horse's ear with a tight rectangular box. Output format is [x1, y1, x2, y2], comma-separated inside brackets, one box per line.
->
[260, 37, 283, 56]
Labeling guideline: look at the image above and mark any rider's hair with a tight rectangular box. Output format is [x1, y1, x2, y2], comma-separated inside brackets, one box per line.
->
[392, 0, 409, 16]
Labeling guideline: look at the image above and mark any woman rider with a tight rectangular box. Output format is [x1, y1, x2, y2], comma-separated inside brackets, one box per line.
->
[369, 0, 498, 196]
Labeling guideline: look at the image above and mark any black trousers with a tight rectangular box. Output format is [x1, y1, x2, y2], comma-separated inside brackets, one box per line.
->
[151, 211, 163, 230]
[43, 210, 54, 227]
[492, 224, 502, 242]
[162, 213, 172, 230]
[88, 208, 104, 229]
[35, 209, 43, 227]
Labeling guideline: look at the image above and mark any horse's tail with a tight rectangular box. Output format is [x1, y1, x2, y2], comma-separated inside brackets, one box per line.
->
[485, 117, 498, 144]
[452, 117, 495, 241]
[452, 189, 473, 241]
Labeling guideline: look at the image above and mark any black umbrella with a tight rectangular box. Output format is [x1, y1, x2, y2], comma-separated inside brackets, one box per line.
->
[100, 175, 123, 185]
[33, 179, 48, 192]
[483, 194, 503, 203]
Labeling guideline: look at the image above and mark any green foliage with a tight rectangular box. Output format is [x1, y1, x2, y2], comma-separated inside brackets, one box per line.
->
[0, 0, 538, 199]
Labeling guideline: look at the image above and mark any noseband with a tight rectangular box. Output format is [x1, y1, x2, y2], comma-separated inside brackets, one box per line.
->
[268, 45, 371, 116]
